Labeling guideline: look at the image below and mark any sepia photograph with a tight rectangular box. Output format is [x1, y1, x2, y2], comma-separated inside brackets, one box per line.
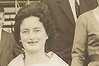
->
[0, 0, 99, 66]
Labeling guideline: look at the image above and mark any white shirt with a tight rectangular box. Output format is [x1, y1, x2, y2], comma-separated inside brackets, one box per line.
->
[68, 0, 80, 22]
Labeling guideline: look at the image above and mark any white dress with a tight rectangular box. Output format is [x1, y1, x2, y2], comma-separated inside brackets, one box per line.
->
[8, 52, 69, 66]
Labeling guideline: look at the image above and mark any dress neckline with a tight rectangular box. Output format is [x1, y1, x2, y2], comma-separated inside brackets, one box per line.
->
[22, 52, 54, 66]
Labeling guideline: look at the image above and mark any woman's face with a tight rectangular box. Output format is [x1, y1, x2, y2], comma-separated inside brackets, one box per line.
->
[20, 16, 48, 53]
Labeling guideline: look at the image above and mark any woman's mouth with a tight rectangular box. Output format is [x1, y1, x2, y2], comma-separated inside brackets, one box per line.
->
[27, 41, 38, 45]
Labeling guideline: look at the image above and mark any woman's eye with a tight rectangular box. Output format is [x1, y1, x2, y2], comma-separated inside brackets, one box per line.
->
[22, 30, 29, 33]
[34, 30, 41, 32]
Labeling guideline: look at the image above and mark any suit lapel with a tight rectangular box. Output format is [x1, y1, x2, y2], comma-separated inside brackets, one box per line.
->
[79, 0, 85, 14]
[0, 30, 7, 55]
[58, 0, 75, 25]
[80, 0, 98, 15]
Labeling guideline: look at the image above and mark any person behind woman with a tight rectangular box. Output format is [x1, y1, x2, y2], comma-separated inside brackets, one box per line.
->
[8, 2, 69, 66]
[71, 0, 99, 66]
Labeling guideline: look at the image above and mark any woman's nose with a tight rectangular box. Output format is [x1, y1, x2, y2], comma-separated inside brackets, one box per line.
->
[28, 31, 35, 39]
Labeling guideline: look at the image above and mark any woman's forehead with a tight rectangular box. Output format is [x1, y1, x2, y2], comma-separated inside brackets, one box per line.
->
[20, 16, 44, 29]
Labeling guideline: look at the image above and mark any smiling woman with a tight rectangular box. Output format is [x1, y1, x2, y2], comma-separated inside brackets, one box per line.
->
[20, 16, 48, 54]
[8, 2, 69, 66]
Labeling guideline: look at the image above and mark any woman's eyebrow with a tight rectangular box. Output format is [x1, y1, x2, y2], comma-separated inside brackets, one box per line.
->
[21, 29, 29, 31]
[34, 27, 42, 29]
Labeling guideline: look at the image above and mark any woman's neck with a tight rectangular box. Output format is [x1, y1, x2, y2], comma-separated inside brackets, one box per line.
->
[24, 51, 50, 65]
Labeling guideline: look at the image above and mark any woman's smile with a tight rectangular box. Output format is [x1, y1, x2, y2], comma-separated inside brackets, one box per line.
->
[27, 41, 38, 45]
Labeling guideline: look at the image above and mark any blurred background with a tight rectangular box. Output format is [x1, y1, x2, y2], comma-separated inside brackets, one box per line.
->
[0, 0, 39, 33]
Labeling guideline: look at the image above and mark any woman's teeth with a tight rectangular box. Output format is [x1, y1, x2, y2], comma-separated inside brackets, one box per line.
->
[28, 41, 38, 44]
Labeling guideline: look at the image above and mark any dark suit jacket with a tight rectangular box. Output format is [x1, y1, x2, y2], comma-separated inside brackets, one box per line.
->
[42, 0, 98, 65]
[0, 30, 16, 66]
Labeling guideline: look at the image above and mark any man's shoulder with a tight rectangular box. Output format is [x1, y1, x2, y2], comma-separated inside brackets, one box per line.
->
[2, 30, 14, 39]
[3, 30, 13, 35]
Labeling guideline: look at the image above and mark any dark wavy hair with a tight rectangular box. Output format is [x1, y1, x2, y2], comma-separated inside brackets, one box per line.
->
[14, 2, 56, 45]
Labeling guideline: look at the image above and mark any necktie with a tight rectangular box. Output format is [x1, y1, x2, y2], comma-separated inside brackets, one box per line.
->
[75, 0, 80, 18]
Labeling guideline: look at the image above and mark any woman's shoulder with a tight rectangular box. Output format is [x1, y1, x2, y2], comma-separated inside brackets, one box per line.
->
[46, 52, 69, 66]
[8, 54, 24, 66]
